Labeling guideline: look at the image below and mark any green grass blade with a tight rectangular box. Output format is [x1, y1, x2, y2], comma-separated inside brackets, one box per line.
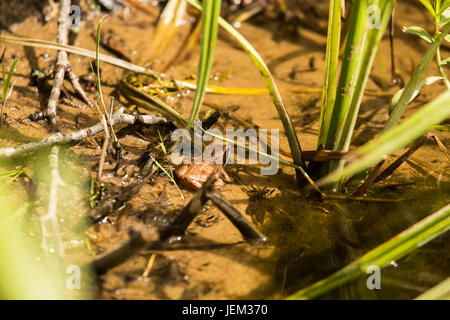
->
[319, 0, 395, 177]
[439, 1, 450, 16]
[384, 21, 450, 132]
[332, 0, 395, 155]
[415, 277, 450, 300]
[186, 0, 222, 129]
[186, 0, 306, 170]
[95, 16, 108, 114]
[288, 203, 450, 300]
[418, 0, 436, 17]
[321, 0, 369, 152]
[2, 58, 17, 100]
[318, 89, 450, 185]
[317, 0, 342, 149]
[148, 153, 184, 200]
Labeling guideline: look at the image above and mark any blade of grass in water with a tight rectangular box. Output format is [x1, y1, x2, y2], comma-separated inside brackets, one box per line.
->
[318, 0, 395, 177]
[318, 21, 450, 186]
[1, 52, 18, 126]
[317, 0, 341, 149]
[415, 277, 450, 300]
[186, 0, 306, 171]
[384, 21, 450, 132]
[318, 89, 450, 186]
[186, 0, 221, 129]
[418, 0, 436, 17]
[288, 203, 450, 300]
[93, 16, 108, 115]
[2, 58, 17, 101]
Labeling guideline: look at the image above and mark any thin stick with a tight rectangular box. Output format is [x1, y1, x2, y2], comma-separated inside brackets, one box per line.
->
[66, 67, 94, 108]
[160, 172, 266, 244]
[389, 7, 398, 84]
[159, 173, 216, 242]
[374, 135, 430, 184]
[88, 227, 146, 274]
[44, 0, 71, 128]
[0, 108, 166, 159]
[97, 135, 110, 181]
[32, 0, 94, 127]
[207, 190, 266, 245]
[353, 160, 385, 196]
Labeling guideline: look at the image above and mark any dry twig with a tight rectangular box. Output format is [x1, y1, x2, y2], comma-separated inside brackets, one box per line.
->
[31, 0, 94, 128]
[0, 108, 166, 159]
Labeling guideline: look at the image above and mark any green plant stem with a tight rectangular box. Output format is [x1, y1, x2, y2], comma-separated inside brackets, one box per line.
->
[318, 0, 395, 179]
[436, 47, 450, 89]
[186, 0, 221, 129]
[321, 0, 368, 152]
[317, 0, 342, 149]
[415, 277, 450, 300]
[384, 21, 450, 132]
[288, 203, 450, 300]
[318, 89, 450, 185]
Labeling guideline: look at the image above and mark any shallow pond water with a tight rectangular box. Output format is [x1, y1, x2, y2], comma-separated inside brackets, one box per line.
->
[0, 0, 449, 299]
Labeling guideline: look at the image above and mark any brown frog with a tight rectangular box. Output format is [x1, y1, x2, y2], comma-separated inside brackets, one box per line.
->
[171, 150, 232, 190]
[174, 161, 232, 190]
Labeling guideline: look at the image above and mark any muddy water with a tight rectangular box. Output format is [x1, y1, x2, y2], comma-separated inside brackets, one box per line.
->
[0, 0, 449, 299]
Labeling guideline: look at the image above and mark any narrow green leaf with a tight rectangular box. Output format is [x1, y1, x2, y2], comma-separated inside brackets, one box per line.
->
[318, 89, 450, 185]
[288, 203, 450, 300]
[436, 0, 442, 13]
[2, 58, 17, 100]
[384, 21, 450, 131]
[442, 56, 450, 64]
[318, 0, 395, 177]
[416, 277, 450, 300]
[186, 0, 222, 129]
[439, 0, 450, 16]
[418, 0, 436, 17]
[388, 76, 445, 115]
[439, 4, 450, 26]
[333, 1, 395, 152]
[320, 0, 369, 152]
[402, 26, 433, 43]
[95, 15, 108, 113]
[317, 0, 342, 149]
